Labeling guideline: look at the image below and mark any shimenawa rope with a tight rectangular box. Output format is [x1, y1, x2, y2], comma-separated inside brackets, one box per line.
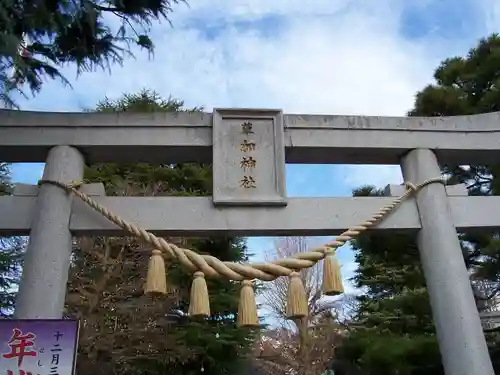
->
[37, 177, 444, 324]
[38, 177, 442, 280]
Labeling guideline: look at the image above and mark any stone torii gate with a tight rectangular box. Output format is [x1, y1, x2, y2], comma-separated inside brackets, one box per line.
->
[1, 108, 500, 375]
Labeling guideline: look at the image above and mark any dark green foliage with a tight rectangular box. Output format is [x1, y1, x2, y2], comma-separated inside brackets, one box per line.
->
[70, 90, 258, 375]
[0, 163, 11, 195]
[0, 1, 183, 107]
[408, 34, 500, 117]
[337, 34, 500, 374]
[0, 163, 24, 316]
[409, 34, 500, 301]
[336, 187, 442, 375]
[0, 237, 24, 316]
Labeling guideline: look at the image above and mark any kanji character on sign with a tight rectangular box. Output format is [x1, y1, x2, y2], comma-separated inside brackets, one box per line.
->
[241, 121, 254, 134]
[240, 140, 256, 152]
[2, 329, 37, 367]
[240, 156, 257, 171]
[240, 176, 257, 189]
[51, 354, 60, 366]
[53, 332, 63, 342]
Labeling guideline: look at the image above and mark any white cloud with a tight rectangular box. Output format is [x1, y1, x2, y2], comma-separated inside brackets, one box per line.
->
[175, 0, 352, 21]
[84, 4, 434, 112]
[27, 0, 443, 114]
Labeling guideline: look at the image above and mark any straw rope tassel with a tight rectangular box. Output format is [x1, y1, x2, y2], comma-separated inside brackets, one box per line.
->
[237, 280, 259, 328]
[189, 271, 211, 318]
[145, 249, 167, 295]
[322, 253, 344, 296]
[286, 272, 308, 319]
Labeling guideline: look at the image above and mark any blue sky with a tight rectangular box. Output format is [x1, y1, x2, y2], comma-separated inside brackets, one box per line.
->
[7, 0, 500, 298]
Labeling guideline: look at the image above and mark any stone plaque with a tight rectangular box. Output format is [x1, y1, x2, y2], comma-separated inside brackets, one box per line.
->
[212, 108, 287, 206]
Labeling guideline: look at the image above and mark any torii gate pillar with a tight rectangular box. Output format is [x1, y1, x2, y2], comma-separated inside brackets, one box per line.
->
[402, 148, 494, 375]
[14, 145, 84, 319]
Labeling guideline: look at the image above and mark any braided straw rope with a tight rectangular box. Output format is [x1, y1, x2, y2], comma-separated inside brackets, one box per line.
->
[38, 177, 444, 281]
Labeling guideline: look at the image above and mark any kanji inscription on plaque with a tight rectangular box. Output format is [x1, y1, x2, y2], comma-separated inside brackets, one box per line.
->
[212, 108, 287, 206]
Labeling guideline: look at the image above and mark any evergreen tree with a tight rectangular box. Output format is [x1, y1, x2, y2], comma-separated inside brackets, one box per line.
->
[0, 163, 24, 316]
[336, 186, 442, 375]
[66, 90, 258, 375]
[1, 0, 184, 107]
[0, 163, 10, 195]
[336, 34, 500, 374]
[409, 34, 500, 300]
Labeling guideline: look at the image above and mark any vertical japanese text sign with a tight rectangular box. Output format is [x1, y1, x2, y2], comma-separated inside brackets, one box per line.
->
[0, 320, 79, 375]
[212, 109, 287, 206]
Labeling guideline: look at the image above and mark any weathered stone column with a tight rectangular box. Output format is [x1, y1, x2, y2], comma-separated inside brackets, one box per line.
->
[401, 148, 494, 375]
[15, 145, 84, 319]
